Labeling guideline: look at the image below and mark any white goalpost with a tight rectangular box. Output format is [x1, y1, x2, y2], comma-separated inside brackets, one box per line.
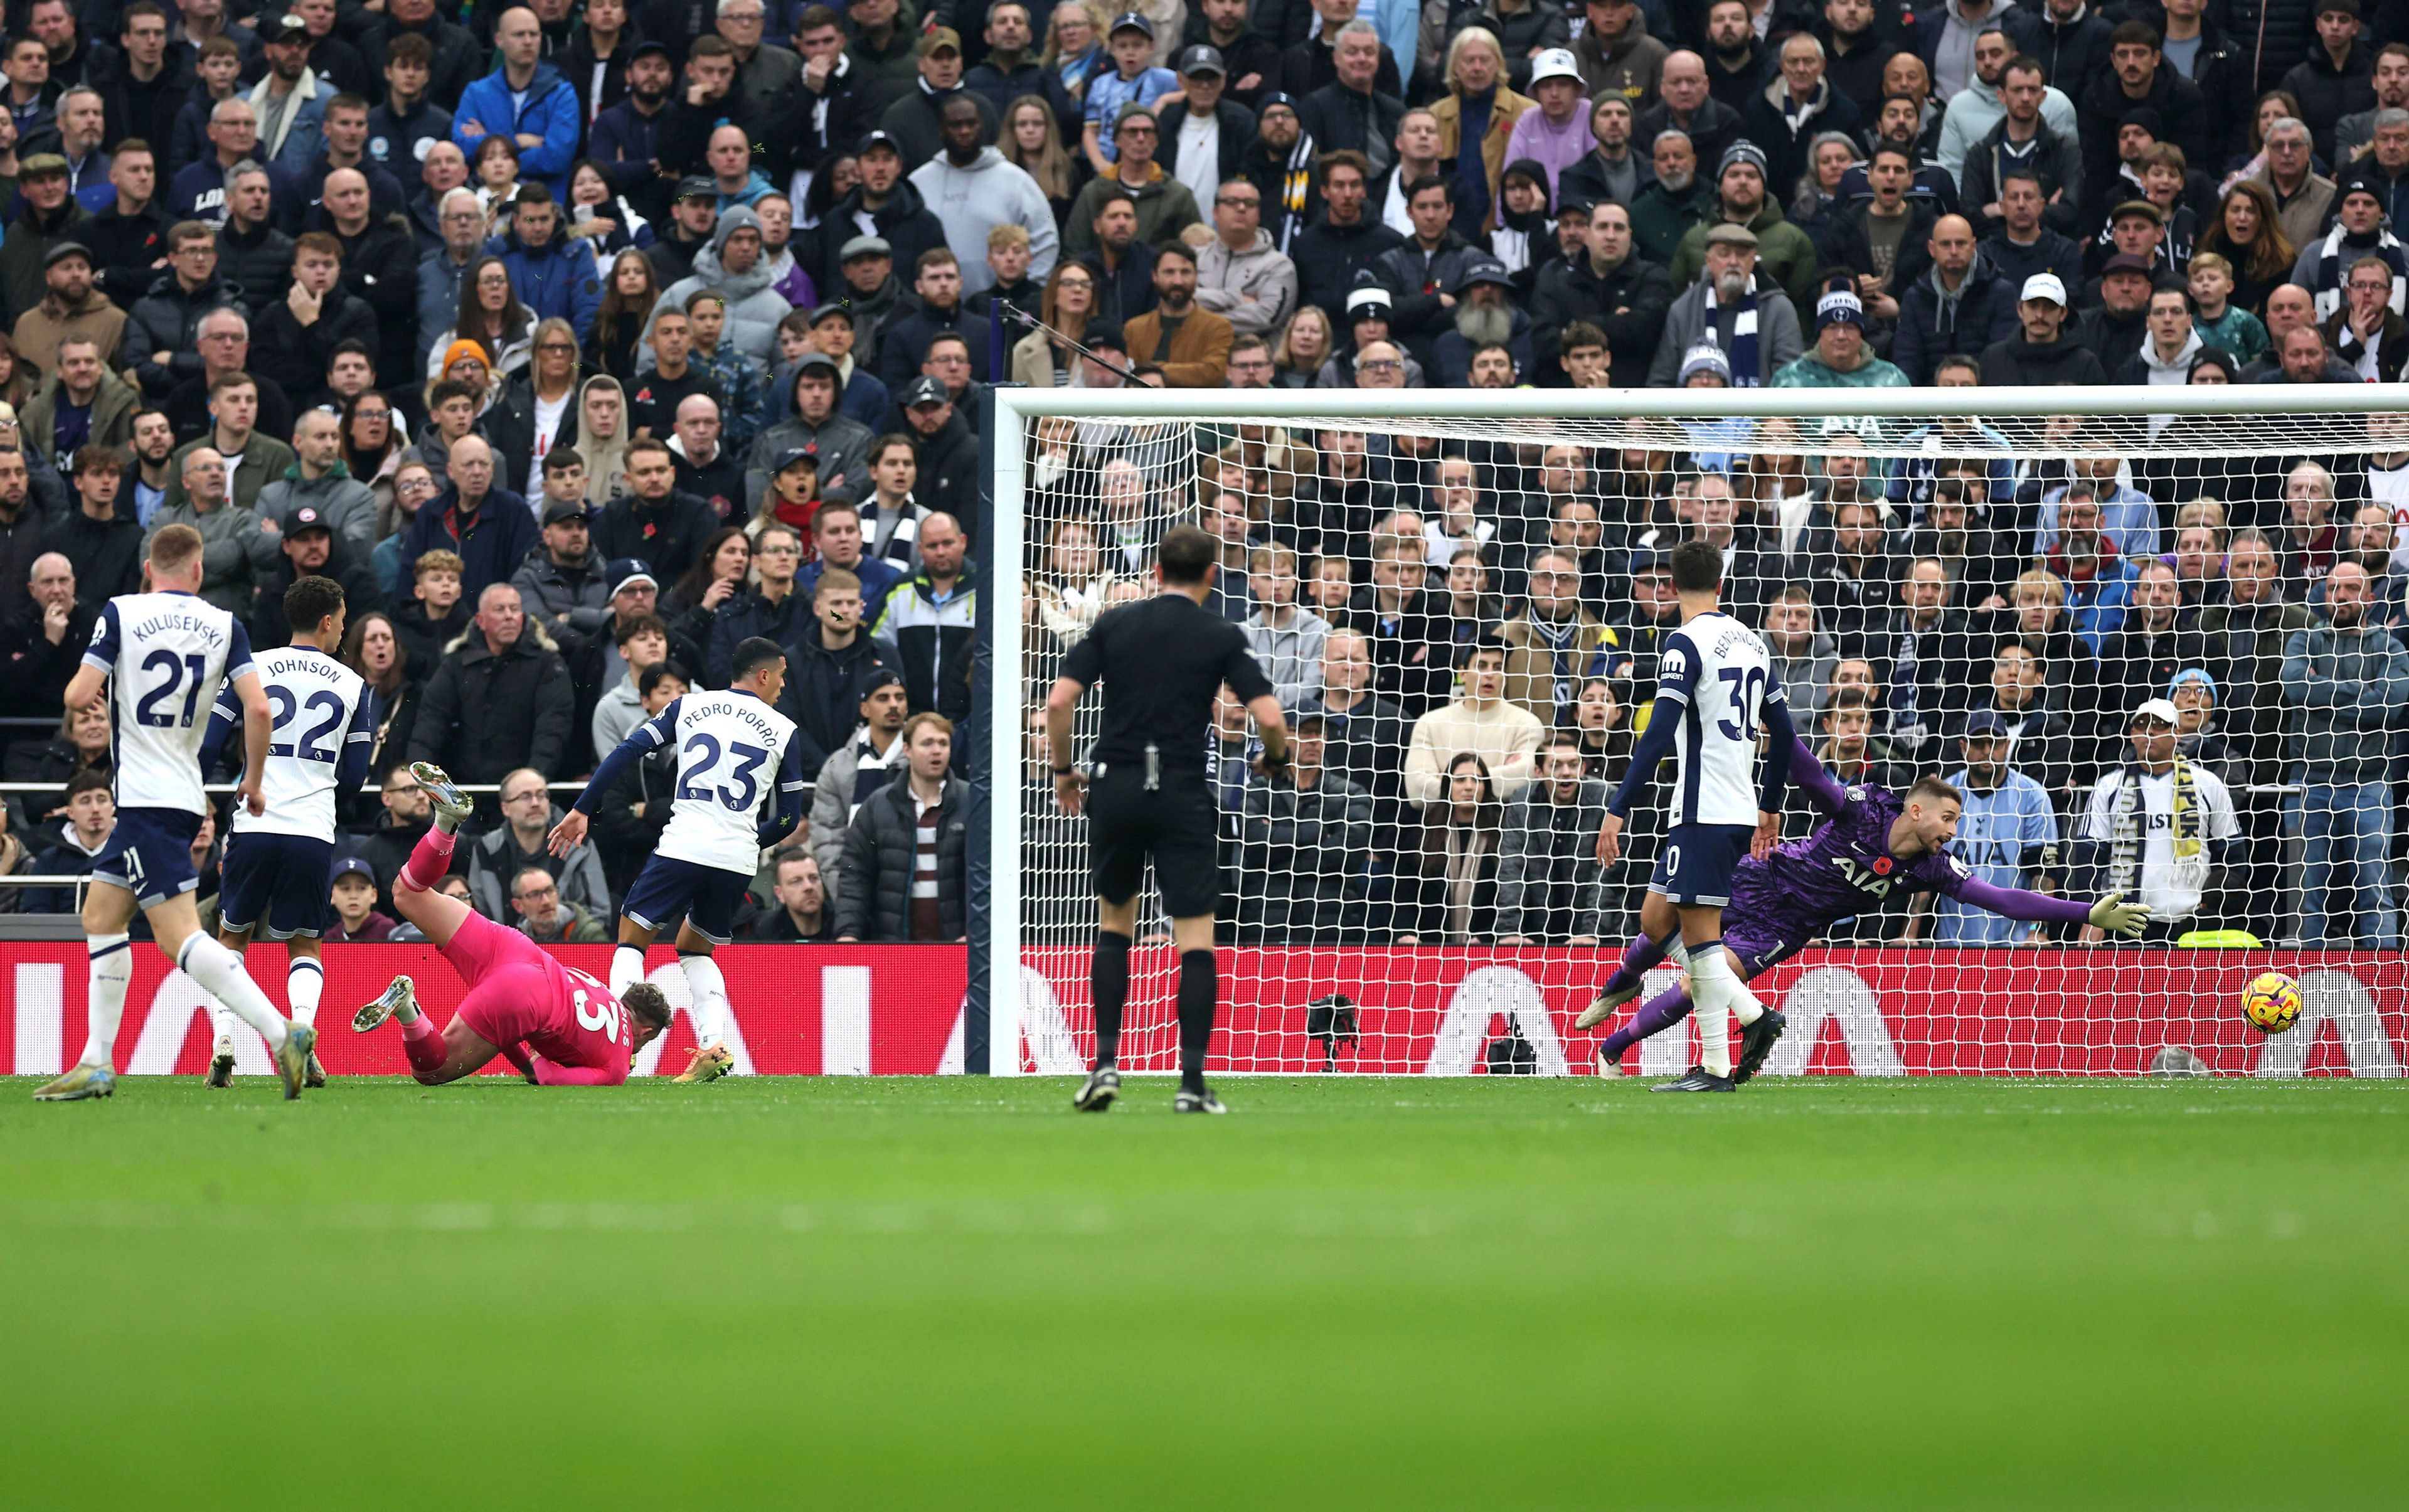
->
[987, 383, 2409, 1079]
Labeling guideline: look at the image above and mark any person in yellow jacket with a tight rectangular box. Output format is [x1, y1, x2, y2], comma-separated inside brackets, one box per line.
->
[1427, 26, 1531, 234]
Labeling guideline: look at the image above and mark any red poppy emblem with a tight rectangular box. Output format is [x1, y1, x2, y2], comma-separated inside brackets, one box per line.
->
[1871, 856, 1893, 875]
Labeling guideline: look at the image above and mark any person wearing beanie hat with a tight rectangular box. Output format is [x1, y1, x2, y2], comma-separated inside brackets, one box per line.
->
[2293, 165, 2409, 321]
[1678, 341, 1731, 384]
[1667, 136, 1818, 306]
[637, 203, 794, 375]
[2075, 20, 2211, 208]
[1770, 278, 1910, 388]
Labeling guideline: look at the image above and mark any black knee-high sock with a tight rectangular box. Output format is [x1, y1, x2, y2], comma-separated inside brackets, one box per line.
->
[1091, 929, 1132, 1070]
[1176, 949, 1216, 1094]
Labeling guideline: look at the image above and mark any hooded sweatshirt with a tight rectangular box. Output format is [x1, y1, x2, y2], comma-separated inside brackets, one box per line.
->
[1194, 227, 1298, 335]
[639, 206, 791, 363]
[1934, 68, 2079, 186]
[908, 146, 1063, 297]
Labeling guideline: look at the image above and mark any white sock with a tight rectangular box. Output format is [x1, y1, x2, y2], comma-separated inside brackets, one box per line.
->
[679, 952, 729, 1052]
[1688, 948, 1738, 1077]
[287, 956, 324, 1028]
[210, 1001, 236, 1045]
[609, 944, 645, 1001]
[179, 935, 287, 1052]
[1666, 940, 1692, 969]
[78, 934, 132, 1069]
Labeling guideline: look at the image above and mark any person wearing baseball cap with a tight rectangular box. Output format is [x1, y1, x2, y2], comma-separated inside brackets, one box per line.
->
[2081, 250, 2156, 371]
[2082, 692, 2235, 944]
[1772, 277, 1908, 388]
[1671, 138, 1817, 306]
[326, 856, 399, 943]
[1081, 12, 1179, 171]
[1977, 270, 2107, 385]
[1185, 2, 1279, 111]
[811, 134, 948, 290]
[252, 498, 381, 646]
[1155, 44, 1253, 208]
[876, 26, 996, 170]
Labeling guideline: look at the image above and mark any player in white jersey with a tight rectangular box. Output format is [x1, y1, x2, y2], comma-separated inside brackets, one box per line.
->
[546, 636, 806, 1082]
[33, 526, 317, 1102]
[1593, 540, 1797, 1092]
[201, 575, 375, 1088]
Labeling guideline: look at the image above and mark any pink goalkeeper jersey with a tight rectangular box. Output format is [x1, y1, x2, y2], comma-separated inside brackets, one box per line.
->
[445, 916, 634, 1085]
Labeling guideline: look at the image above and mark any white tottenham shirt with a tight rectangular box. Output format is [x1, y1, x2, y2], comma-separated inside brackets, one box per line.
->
[1654, 609, 1783, 827]
[83, 590, 255, 815]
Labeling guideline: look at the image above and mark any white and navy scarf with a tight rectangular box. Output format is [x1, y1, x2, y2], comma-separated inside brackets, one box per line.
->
[2311, 223, 2409, 320]
[1703, 281, 1762, 387]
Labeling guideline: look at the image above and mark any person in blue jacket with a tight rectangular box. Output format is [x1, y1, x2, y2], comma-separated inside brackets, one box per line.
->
[484, 184, 602, 340]
[450, 8, 582, 199]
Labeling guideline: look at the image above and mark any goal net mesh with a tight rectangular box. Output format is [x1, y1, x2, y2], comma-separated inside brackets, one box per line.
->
[1004, 396, 2406, 1078]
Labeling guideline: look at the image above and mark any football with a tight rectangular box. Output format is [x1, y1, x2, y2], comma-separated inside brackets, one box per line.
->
[2241, 971, 2304, 1035]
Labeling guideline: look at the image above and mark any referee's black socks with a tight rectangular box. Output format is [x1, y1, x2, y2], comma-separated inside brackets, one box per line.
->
[1176, 949, 1215, 1095]
[1091, 929, 1132, 1069]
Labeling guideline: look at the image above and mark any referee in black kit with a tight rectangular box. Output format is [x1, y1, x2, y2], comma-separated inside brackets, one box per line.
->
[1044, 524, 1289, 1114]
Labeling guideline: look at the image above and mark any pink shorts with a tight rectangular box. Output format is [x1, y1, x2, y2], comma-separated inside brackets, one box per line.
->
[442, 908, 555, 1050]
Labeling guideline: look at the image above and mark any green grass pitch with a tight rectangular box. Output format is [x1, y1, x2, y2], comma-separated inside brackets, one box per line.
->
[2, 1074, 2403, 1509]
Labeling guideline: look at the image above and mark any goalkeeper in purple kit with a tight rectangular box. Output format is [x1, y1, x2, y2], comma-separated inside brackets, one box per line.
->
[1577, 737, 2154, 1079]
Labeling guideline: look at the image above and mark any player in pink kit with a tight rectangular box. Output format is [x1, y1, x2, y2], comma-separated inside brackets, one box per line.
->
[352, 763, 671, 1083]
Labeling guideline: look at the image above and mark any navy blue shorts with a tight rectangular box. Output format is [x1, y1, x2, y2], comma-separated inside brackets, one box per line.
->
[90, 806, 204, 909]
[1648, 821, 1756, 907]
[218, 832, 335, 939]
[621, 854, 753, 945]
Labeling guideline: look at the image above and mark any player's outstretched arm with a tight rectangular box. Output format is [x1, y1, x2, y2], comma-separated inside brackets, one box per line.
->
[1781, 734, 1851, 818]
[1757, 697, 1797, 817]
[556, 700, 681, 854]
[1955, 876, 2147, 937]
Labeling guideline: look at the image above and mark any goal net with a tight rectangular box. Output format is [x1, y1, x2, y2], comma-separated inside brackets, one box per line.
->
[987, 386, 2409, 1080]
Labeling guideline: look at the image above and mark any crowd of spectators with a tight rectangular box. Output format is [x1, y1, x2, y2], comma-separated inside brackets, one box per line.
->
[0, 0, 2397, 950]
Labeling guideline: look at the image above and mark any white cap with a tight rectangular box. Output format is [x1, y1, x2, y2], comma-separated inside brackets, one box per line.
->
[1528, 48, 1582, 87]
[2132, 696, 2182, 727]
[2020, 272, 2067, 306]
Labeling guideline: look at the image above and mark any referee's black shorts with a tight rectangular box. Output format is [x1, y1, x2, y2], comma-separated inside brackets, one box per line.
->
[1087, 764, 1221, 919]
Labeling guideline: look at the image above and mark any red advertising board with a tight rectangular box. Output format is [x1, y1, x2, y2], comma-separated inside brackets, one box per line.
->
[0, 944, 965, 1078]
[1014, 947, 2409, 1078]
[1, 944, 2397, 1078]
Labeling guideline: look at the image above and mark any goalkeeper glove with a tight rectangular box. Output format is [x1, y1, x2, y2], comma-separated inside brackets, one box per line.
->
[2087, 892, 2151, 938]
